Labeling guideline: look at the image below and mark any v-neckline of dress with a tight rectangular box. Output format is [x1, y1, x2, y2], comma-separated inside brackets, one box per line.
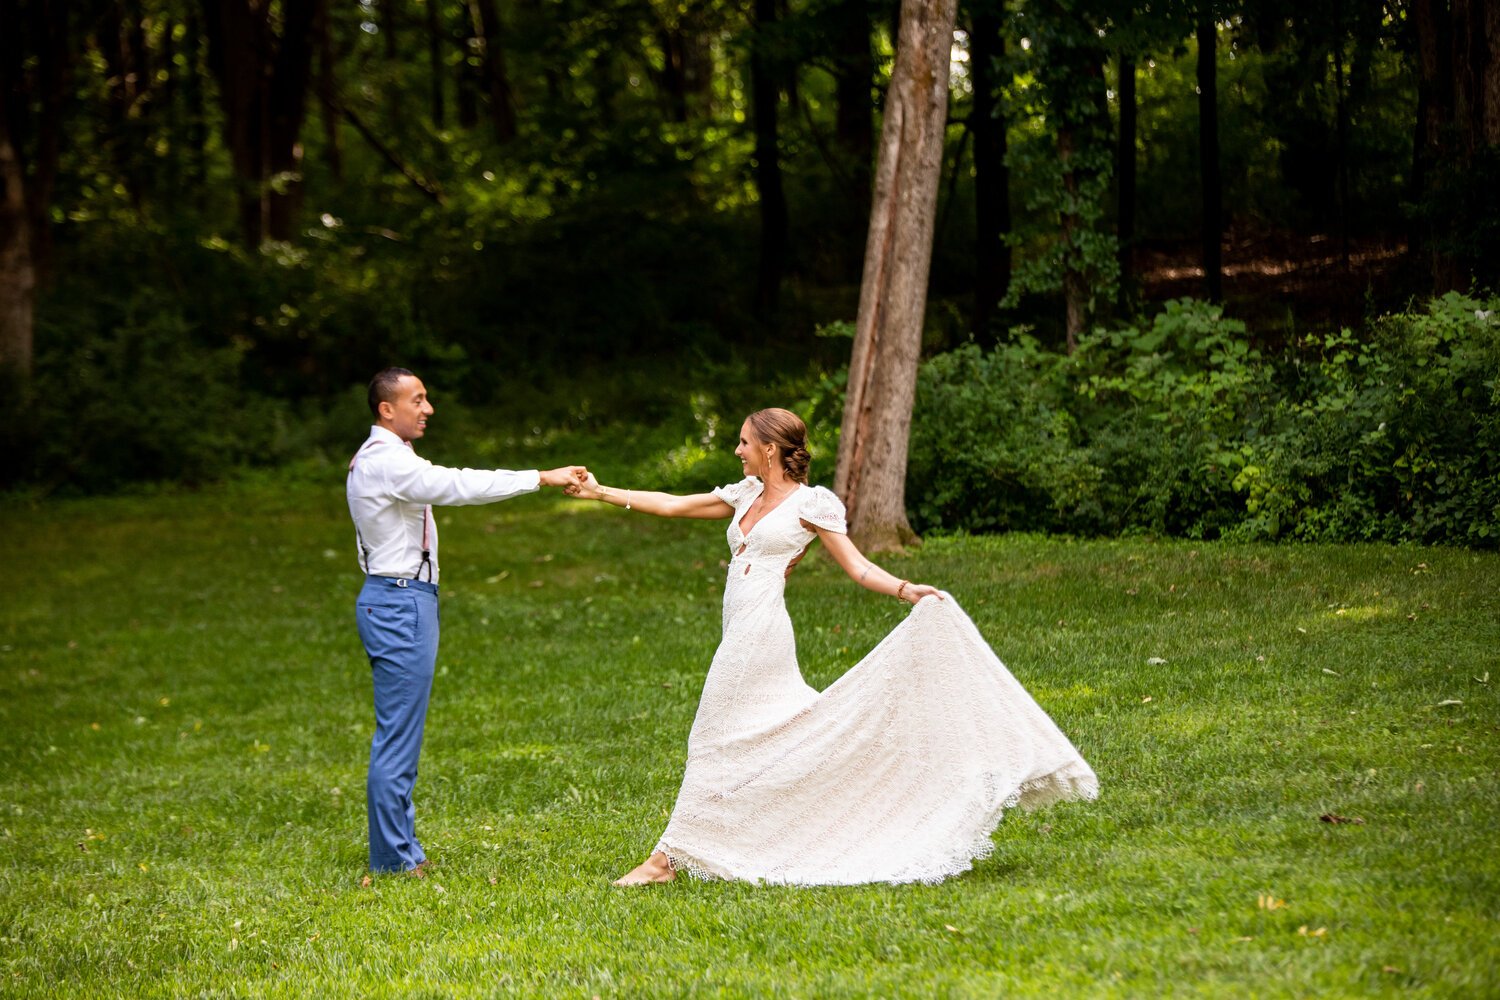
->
[736, 481, 803, 542]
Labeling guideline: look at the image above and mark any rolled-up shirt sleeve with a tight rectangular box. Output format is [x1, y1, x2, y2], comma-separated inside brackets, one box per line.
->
[383, 448, 540, 506]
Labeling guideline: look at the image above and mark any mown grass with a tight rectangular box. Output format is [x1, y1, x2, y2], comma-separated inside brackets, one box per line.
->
[2, 471, 1498, 997]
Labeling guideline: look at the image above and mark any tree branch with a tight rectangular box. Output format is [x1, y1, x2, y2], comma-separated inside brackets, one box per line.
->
[321, 92, 445, 204]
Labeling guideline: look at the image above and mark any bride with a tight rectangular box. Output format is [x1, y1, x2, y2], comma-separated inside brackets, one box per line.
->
[568, 407, 1098, 886]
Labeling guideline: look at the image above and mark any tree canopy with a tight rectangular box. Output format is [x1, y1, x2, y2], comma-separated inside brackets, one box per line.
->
[0, 0, 1495, 492]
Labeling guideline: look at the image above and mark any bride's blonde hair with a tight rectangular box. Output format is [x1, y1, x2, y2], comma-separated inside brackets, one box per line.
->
[747, 408, 810, 484]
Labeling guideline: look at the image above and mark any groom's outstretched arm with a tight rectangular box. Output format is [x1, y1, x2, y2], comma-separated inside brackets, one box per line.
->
[383, 446, 585, 507]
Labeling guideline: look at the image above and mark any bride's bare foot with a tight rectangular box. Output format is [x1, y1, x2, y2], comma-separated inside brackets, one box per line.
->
[612, 851, 676, 886]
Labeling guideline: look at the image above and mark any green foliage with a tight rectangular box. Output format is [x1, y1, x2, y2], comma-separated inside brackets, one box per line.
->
[908, 336, 1097, 533]
[1073, 299, 1267, 539]
[1239, 293, 1500, 545]
[998, 3, 1120, 318]
[13, 291, 268, 491]
[907, 296, 1500, 547]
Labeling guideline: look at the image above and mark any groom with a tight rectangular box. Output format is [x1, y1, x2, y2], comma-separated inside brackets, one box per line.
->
[348, 367, 587, 875]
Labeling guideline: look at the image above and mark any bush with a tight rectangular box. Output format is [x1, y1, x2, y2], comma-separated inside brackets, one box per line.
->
[905, 296, 1500, 547]
[10, 291, 273, 492]
[908, 336, 1099, 534]
[1238, 292, 1500, 544]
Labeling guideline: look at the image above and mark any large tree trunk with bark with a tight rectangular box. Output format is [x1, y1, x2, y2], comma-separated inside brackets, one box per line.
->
[201, 0, 322, 246]
[834, 0, 958, 552]
[751, 0, 788, 321]
[971, 0, 1011, 339]
[0, 97, 33, 379]
[1197, 15, 1222, 302]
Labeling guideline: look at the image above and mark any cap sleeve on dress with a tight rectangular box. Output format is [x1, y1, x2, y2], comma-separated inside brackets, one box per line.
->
[713, 478, 759, 508]
[800, 485, 848, 534]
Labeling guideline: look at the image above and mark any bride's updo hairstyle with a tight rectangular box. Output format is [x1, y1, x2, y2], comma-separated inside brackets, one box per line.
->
[747, 407, 810, 484]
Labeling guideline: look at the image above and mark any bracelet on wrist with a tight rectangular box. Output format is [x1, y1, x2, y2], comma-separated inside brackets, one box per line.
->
[896, 580, 910, 602]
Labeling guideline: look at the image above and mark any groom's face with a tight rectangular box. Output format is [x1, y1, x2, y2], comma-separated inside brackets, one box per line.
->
[381, 375, 434, 442]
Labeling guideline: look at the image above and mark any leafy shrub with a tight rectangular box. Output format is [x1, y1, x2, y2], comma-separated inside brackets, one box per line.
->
[905, 296, 1500, 547]
[1069, 299, 1270, 538]
[908, 336, 1100, 534]
[11, 291, 273, 492]
[1237, 293, 1500, 544]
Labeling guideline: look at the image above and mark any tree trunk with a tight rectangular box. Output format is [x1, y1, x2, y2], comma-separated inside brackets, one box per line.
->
[317, 0, 341, 180]
[834, 0, 959, 552]
[971, 1, 1011, 339]
[467, 0, 517, 143]
[427, 0, 445, 127]
[183, 2, 208, 194]
[22, 0, 65, 283]
[379, 0, 399, 124]
[591, 48, 615, 127]
[456, 3, 480, 129]
[0, 96, 33, 379]
[1453, 0, 1500, 152]
[1116, 52, 1137, 313]
[834, 0, 874, 257]
[201, 0, 322, 246]
[1058, 123, 1086, 349]
[99, 1, 147, 205]
[1412, 0, 1454, 282]
[1197, 15, 1222, 302]
[657, 28, 690, 122]
[752, 0, 788, 321]
[1332, 0, 1350, 266]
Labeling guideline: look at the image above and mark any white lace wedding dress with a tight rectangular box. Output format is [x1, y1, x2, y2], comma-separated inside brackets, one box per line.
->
[649, 478, 1099, 886]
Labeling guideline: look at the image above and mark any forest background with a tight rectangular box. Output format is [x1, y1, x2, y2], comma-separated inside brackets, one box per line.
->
[1, 0, 1497, 547]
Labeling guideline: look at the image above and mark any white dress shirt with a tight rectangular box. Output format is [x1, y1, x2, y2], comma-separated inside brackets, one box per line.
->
[347, 425, 540, 584]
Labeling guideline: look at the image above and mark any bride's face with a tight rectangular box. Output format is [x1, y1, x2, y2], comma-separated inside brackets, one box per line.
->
[734, 420, 773, 478]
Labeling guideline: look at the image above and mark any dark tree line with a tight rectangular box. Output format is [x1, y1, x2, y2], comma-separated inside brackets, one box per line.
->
[0, 0, 1495, 385]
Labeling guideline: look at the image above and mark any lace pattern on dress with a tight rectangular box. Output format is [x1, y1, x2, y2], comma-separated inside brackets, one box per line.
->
[712, 478, 761, 509]
[645, 555, 1098, 887]
[797, 485, 847, 534]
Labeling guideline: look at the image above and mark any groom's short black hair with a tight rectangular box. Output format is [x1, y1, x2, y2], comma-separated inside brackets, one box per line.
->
[368, 367, 417, 417]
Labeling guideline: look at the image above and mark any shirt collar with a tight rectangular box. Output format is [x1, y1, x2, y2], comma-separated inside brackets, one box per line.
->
[367, 425, 410, 449]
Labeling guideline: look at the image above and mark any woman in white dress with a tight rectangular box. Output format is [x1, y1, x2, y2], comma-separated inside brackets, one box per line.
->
[568, 408, 1098, 886]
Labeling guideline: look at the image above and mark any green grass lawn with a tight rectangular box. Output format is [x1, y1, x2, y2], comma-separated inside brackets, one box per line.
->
[3, 476, 1498, 997]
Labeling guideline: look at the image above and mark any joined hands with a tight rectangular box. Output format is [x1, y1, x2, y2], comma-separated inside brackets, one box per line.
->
[564, 471, 603, 500]
[540, 466, 590, 489]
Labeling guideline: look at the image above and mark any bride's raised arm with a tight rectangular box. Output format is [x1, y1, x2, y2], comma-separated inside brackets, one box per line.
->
[809, 524, 944, 605]
[567, 472, 733, 520]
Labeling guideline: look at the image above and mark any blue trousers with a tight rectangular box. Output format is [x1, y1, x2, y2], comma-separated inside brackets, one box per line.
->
[356, 575, 440, 873]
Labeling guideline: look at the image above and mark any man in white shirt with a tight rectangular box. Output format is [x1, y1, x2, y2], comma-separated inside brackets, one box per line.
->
[348, 367, 586, 876]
